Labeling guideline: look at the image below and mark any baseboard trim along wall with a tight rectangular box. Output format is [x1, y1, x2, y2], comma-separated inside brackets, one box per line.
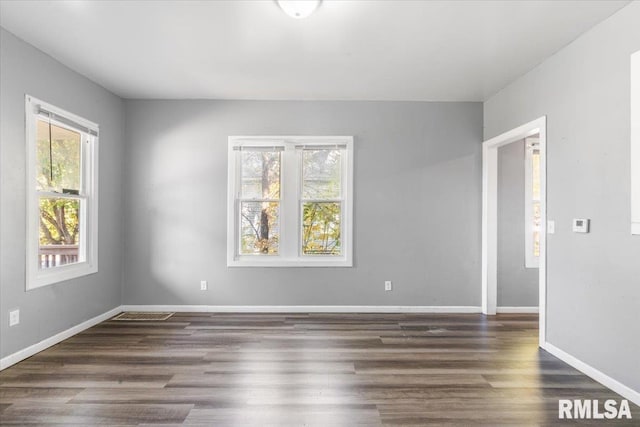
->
[0, 306, 122, 371]
[496, 306, 539, 313]
[543, 342, 640, 407]
[121, 305, 483, 314]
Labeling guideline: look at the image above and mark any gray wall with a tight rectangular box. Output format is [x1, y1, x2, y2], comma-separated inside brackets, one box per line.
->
[484, 2, 640, 391]
[0, 28, 125, 358]
[497, 140, 539, 307]
[122, 100, 483, 306]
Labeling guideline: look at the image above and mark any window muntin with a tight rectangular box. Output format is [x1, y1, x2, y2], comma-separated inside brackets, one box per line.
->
[26, 96, 99, 289]
[228, 137, 353, 267]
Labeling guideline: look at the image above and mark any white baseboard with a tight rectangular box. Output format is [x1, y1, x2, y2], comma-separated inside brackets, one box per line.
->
[0, 306, 122, 371]
[121, 305, 482, 314]
[497, 306, 539, 313]
[543, 342, 640, 407]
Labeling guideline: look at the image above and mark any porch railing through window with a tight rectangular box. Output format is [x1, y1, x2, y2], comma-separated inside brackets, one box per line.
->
[39, 245, 79, 268]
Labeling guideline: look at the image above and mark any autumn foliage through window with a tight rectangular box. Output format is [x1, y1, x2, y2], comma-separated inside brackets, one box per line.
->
[36, 120, 82, 267]
[228, 137, 353, 267]
[26, 96, 99, 289]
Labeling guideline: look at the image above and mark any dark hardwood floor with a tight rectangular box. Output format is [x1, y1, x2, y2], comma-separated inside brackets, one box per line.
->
[1, 313, 638, 425]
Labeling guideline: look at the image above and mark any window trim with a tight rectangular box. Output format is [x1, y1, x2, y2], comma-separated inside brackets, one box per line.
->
[227, 136, 353, 267]
[524, 137, 540, 269]
[25, 95, 99, 290]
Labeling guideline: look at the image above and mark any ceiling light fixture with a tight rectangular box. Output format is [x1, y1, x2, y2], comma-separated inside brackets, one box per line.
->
[277, 0, 321, 19]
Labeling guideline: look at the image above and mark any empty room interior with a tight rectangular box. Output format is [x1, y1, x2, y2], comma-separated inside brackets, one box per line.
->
[1, 0, 639, 425]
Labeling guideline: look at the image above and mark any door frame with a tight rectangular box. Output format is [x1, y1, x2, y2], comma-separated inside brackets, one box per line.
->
[481, 116, 547, 347]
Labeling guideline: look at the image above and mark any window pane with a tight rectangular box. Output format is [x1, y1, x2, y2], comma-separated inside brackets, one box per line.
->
[302, 202, 341, 255]
[532, 151, 540, 201]
[302, 149, 341, 199]
[241, 151, 280, 199]
[533, 201, 541, 257]
[36, 120, 81, 193]
[531, 150, 541, 258]
[38, 197, 81, 269]
[240, 201, 280, 255]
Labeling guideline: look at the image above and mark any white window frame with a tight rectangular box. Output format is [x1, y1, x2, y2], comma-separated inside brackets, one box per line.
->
[227, 136, 353, 267]
[631, 50, 640, 235]
[524, 137, 540, 269]
[25, 95, 99, 290]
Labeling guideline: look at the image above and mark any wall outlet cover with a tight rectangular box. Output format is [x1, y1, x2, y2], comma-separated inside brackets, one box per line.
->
[9, 309, 19, 326]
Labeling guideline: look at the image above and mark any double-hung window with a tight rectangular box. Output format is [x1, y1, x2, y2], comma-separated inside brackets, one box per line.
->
[25, 96, 99, 289]
[227, 136, 353, 267]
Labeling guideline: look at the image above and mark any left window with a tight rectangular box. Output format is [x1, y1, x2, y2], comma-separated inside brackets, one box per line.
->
[26, 96, 98, 289]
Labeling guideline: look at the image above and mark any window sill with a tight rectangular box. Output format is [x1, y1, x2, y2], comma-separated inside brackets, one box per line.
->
[228, 257, 352, 268]
[27, 262, 98, 290]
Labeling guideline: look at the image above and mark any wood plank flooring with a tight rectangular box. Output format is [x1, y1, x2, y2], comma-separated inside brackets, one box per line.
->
[1, 313, 638, 425]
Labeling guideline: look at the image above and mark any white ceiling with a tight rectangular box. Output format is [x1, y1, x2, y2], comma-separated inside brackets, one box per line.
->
[0, 0, 630, 101]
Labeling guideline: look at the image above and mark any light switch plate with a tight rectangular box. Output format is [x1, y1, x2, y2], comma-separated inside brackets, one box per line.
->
[573, 218, 590, 233]
[547, 220, 555, 234]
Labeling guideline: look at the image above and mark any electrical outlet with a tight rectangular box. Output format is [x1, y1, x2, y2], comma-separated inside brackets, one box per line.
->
[200, 280, 208, 291]
[9, 309, 19, 327]
[384, 281, 392, 291]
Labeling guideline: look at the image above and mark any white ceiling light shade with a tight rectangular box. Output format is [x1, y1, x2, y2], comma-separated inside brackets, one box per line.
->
[277, 0, 321, 19]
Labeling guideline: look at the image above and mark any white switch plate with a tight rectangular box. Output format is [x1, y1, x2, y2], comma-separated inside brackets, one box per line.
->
[573, 218, 590, 233]
[200, 280, 208, 291]
[384, 281, 392, 291]
[9, 309, 19, 326]
[547, 220, 555, 234]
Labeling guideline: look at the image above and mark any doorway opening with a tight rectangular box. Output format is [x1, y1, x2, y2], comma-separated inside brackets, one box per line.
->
[482, 117, 547, 347]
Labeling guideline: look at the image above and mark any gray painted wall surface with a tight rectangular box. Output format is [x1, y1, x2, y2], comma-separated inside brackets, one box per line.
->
[122, 100, 483, 306]
[498, 140, 538, 307]
[0, 28, 125, 358]
[484, 3, 640, 391]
